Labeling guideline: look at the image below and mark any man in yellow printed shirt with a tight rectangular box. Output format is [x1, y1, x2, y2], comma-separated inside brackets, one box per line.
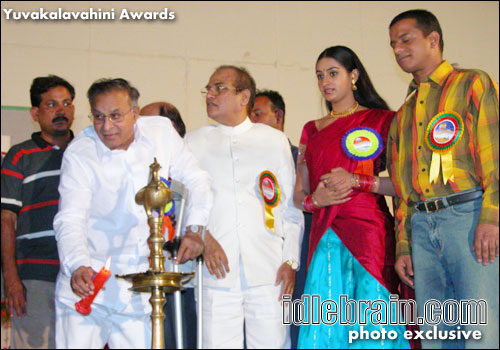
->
[388, 9, 498, 349]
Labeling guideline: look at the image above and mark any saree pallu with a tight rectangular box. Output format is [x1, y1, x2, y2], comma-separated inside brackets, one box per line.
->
[297, 109, 410, 349]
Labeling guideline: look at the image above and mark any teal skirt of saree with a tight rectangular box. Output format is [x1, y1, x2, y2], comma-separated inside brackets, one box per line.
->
[297, 228, 410, 349]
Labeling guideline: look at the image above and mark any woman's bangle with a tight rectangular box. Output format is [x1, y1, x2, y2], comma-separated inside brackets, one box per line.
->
[303, 194, 320, 212]
[351, 174, 360, 189]
[311, 193, 321, 207]
[303, 194, 314, 212]
[357, 174, 377, 192]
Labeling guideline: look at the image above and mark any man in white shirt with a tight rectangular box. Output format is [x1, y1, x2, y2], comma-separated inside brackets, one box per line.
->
[186, 66, 303, 349]
[53, 78, 212, 348]
[250, 89, 312, 349]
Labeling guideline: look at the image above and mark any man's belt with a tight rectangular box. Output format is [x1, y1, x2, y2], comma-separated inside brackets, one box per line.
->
[415, 189, 484, 213]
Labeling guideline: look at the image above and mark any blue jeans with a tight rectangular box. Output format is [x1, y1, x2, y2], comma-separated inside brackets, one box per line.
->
[411, 197, 499, 349]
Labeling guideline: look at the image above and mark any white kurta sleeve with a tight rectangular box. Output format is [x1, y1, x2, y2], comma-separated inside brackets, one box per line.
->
[168, 128, 213, 227]
[53, 146, 93, 277]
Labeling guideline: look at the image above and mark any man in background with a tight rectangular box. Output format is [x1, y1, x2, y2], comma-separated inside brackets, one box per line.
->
[140, 101, 186, 137]
[1, 75, 75, 348]
[250, 90, 298, 163]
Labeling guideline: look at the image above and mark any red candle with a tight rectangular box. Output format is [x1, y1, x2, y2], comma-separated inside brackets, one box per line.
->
[75, 257, 111, 315]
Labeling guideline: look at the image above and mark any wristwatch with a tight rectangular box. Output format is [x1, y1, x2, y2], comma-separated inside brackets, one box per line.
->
[188, 225, 201, 234]
[285, 260, 299, 270]
[187, 225, 205, 240]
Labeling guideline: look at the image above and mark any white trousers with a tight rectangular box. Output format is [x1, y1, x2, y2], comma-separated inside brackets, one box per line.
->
[55, 294, 151, 349]
[202, 267, 289, 349]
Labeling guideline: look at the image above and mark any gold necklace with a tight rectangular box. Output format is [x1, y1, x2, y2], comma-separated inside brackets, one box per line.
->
[330, 102, 359, 118]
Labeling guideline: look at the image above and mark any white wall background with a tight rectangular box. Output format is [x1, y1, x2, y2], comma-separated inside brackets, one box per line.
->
[1, 1, 499, 145]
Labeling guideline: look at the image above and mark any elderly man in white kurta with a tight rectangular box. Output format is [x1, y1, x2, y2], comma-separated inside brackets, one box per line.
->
[53, 78, 212, 349]
[186, 66, 303, 349]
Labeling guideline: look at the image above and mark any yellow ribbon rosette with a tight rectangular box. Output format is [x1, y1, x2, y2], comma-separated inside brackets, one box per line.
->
[342, 127, 384, 176]
[425, 111, 464, 184]
[259, 171, 281, 233]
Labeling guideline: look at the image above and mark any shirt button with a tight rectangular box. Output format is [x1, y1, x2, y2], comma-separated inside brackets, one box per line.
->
[235, 178, 240, 183]
[422, 168, 426, 172]
[232, 139, 238, 144]
[425, 189, 430, 193]
[419, 122, 423, 126]
[418, 146, 422, 150]
[420, 100, 424, 104]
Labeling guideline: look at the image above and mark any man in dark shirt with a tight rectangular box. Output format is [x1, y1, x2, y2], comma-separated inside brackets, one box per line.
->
[1, 75, 75, 349]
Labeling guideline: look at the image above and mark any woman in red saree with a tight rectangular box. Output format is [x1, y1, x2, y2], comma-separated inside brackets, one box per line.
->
[294, 46, 410, 349]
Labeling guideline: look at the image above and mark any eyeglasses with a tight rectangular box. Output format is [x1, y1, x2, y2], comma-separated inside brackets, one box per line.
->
[88, 107, 134, 124]
[201, 84, 242, 96]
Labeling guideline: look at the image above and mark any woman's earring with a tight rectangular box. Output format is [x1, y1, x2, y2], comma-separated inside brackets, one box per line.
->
[352, 77, 358, 91]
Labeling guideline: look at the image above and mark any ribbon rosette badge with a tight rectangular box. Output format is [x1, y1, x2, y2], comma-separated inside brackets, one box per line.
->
[259, 171, 281, 233]
[342, 127, 383, 161]
[425, 111, 464, 184]
[160, 177, 175, 216]
[160, 176, 176, 240]
[342, 127, 383, 175]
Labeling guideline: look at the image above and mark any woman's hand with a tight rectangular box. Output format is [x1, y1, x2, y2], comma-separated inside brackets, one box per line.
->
[313, 180, 352, 207]
[319, 167, 353, 193]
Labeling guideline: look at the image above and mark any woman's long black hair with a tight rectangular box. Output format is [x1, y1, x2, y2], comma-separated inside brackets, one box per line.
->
[317, 46, 390, 111]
